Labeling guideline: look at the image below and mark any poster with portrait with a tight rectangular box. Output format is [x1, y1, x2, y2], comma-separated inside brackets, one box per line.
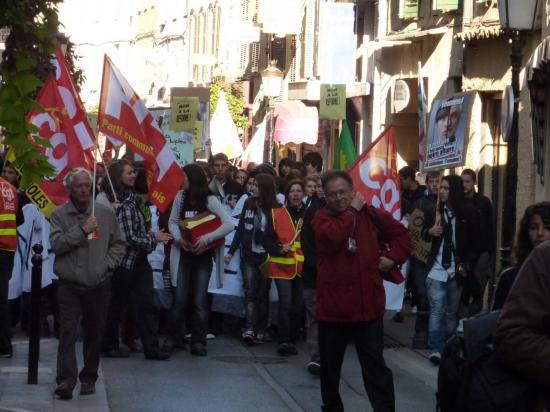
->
[424, 92, 475, 171]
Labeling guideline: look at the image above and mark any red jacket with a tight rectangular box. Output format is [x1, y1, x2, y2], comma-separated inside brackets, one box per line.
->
[313, 206, 411, 322]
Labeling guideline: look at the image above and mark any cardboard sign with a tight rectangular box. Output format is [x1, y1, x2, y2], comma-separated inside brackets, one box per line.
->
[410, 208, 432, 263]
[151, 108, 194, 167]
[424, 92, 475, 171]
[170, 96, 199, 131]
[319, 84, 346, 120]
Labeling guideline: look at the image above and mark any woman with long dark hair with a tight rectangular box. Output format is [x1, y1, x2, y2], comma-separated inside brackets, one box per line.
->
[225, 173, 281, 344]
[102, 160, 173, 360]
[493, 202, 550, 309]
[168, 163, 233, 356]
[423, 174, 480, 365]
[263, 179, 306, 355]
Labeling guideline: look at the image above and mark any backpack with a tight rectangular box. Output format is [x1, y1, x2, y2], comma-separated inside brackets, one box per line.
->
[436, 310, 537, 412]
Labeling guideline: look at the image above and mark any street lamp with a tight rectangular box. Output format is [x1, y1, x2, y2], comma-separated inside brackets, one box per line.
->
[261, 60, 283, 164]
[497, 0, 539, 268]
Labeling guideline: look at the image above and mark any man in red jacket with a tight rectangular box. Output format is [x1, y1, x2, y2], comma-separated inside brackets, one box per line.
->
[312, 170, 411, 412]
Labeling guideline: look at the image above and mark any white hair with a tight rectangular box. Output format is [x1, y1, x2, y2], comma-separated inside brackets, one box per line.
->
[64, 167, 93, 189]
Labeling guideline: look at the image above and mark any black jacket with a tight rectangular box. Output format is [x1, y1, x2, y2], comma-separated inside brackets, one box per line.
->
[301, 196, 326, 288]
[228, 198, 266, 258]
[464, 192, 495, 253]
[423, 202, 481, 274]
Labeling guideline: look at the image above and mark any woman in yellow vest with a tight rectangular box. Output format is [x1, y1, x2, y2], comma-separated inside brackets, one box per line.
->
[263, 179, 305, 355]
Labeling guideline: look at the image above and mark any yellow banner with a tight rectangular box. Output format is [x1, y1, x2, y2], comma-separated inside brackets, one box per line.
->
[5, 149, 62, 219]
[170, 96, 199, 131]
[319, 84, 346, 120]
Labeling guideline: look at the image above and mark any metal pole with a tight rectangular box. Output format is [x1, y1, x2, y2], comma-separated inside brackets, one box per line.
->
[268, 97, 275, 165]
[28, 244, 43, 384]
[500, 32, 524, 268]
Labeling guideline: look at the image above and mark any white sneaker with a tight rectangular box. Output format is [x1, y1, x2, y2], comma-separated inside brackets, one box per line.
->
[429, 352, 441, 365]
[206, 333, 216, 340]
[411, 305, 418, 315]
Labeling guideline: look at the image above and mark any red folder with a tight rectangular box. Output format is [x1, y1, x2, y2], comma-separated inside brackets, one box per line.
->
[179, 211, 224, 252]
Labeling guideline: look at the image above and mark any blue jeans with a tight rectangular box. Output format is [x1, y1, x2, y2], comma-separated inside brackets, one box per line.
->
[274, 277, 303, 344]
[169, 255, 212, 345]
[426, 276, 462, 354]
[241, 253, 270, 330]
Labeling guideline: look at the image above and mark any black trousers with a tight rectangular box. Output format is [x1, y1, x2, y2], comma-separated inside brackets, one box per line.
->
[103, 258, 160, 355]
[56, 279, 110, 388]
[0, 251, 14, 355]
[318, 318, 395, 412]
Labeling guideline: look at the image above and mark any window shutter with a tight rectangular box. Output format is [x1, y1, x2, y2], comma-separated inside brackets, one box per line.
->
[434, 0, 460, 11]
[304, 0, 315, 79]
[251, 42, 260, 72]
[399, 0, 420, 18]
[239, 43, 248, 73]
[289, 37, 297, 83]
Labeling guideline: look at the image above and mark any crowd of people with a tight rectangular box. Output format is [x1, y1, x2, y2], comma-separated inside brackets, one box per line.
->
[1, 151, 549, 411]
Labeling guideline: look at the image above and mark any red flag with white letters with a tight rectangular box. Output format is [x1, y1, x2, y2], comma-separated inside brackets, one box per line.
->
[348, 127, 401, 220]
[53, 47, 96, 164]
[97, 55, 184, 212]
[22, 75, 93, 217]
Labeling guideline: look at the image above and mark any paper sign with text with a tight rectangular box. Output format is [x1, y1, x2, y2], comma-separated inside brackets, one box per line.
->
[320, 84, 346, 120]
[170, 96, 199, 131]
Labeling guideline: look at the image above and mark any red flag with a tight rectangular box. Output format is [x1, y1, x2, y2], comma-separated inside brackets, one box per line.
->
[53, 47, 96, 165]
[97, 55, 184, 212]
[348, 127, 401, 220]
[23, 75, 94, 217]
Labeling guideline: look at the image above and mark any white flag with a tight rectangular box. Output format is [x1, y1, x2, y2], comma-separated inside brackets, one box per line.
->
[241, 121, 266, 168]
[209, 90, 243, 159]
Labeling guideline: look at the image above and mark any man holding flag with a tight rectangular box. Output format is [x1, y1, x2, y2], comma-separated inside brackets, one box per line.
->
[312, 169, 410, 412]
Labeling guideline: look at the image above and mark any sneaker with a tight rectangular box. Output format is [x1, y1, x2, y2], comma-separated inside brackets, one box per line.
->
[190, 343, 207, 356]
[307, 358, 321, 375]
[0, 352, 13, 358]
[429, 352, 441, 366]
[184, 333, 191, 342]
[54, 382, 73, 400]
[411, 305, 418, 315]
[80, 382, 95, 396]
[242, 330, 255, 346]
[206, 333, 216, 340]
[277, 342, 298, 356]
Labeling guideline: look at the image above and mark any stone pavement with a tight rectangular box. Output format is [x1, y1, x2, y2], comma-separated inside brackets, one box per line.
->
[0, 309, 436, 412]
[0, 336, 108, 412]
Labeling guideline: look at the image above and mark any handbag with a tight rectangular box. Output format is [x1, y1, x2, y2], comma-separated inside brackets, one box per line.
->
[179, 211, 224, 252]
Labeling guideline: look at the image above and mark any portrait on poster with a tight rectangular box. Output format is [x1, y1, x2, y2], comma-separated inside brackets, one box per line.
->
[424, 92, 474, 170]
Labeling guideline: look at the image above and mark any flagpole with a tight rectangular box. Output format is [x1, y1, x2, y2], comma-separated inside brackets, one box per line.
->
[93, 137, 118, 203]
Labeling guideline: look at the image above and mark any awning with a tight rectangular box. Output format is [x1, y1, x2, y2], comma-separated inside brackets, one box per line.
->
[274, 101, 319, 145]
[378, 27, 447, 42]
[454, 25, 503, 42]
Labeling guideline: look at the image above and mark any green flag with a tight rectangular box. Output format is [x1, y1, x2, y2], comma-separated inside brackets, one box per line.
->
[333, 120, 357, 170]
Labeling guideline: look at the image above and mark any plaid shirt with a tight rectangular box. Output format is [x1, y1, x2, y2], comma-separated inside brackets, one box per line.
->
[116, 192, 156, 270]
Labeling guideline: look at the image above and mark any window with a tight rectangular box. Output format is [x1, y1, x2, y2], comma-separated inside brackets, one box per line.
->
[433, 0, 460, 12]
[399, 0, 420, 19]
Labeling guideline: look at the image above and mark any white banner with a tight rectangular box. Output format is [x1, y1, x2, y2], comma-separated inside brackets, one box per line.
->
[318, 3, 356, 84]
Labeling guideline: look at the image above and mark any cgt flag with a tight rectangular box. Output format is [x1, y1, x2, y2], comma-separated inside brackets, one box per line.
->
[98, 55, 184, 212]
[348, 126, 401, 221]
[53, 47, 96, 162]
[12, 74, 96, 218]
